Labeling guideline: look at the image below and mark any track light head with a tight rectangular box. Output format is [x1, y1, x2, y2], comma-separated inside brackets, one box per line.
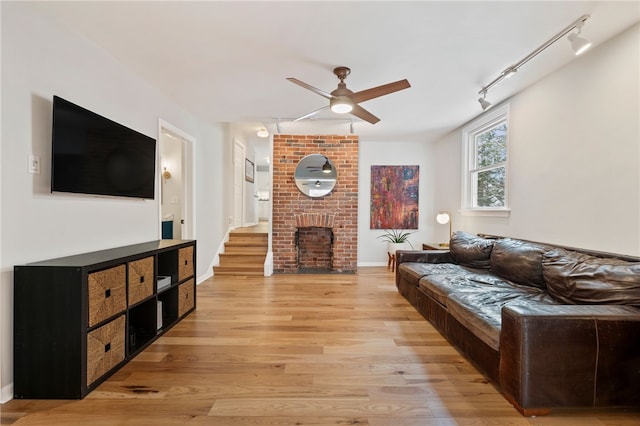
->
[568, 20, 592, 55]
[478, 92, 492, 111]
[568, 32, 591, 55]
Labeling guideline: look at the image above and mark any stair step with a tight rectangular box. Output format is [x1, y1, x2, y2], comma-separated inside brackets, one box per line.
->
[229, 234, 269, 242]
[224, 247, 267, 255]
[215, 228, 268, 276]
[227, 243, 267, 249]
[230, 231, 268, 238]
[229, 234, 269, 241]
[225, 239, 268, 246]
[219, 253, 265, 263]
[214, 265, 264, 276]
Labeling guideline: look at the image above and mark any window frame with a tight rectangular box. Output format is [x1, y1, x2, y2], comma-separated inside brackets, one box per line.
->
[461, 104, 511, 217]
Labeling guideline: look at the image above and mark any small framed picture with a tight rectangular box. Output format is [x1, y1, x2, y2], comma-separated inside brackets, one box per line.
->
[245, 158, 254, 183]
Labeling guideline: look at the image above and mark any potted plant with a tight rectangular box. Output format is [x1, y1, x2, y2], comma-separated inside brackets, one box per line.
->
[377, 229, 415, 255]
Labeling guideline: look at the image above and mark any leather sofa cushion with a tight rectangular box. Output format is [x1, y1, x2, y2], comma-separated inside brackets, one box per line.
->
[398, 262, 469, 286]
[543, 248, 640, 305]
[490, 238, 547, 289]
[419, 271, 511, 307]
[447, 289, 558, 350]
[449, 231, 495, 269]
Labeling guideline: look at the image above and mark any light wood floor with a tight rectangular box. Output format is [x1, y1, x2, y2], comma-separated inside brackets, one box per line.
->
[2, 267, 639, 425]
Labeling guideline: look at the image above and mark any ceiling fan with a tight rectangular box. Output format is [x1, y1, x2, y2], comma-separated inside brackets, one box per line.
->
[287, 67, 410, 124]
[305, 156, 333, 173]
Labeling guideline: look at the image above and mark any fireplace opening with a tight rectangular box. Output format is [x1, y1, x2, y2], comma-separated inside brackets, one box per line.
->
[296, 227, 334, 273]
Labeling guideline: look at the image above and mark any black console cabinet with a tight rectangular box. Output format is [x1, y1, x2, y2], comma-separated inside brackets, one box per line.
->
[14, 239, 196, 399]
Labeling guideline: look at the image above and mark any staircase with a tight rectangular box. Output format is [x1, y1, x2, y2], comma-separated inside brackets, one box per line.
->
[213, 228, 268, 276]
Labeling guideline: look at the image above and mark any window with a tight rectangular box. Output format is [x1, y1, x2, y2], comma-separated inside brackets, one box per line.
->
[461, 104, 510, 216]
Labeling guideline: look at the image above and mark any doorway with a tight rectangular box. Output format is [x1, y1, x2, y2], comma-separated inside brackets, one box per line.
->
[158, 119, 195, 240]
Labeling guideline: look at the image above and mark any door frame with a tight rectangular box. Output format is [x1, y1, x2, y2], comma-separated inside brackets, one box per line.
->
[158, 119, 195, 239]
[233, 138, 246, 228]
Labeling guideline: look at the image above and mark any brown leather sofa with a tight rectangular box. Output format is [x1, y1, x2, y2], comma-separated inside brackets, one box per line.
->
[395, 231, 640, 416]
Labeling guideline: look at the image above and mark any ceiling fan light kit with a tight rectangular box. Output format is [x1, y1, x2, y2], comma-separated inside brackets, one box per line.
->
[330, 97, 354, 113]
[477, 14, 591, 110]
[288, 66, 410, 124]
[322, 158, 332, 173]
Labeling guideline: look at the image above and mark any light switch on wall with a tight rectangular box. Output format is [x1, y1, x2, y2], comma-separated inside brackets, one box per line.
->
[28, 155, 41, 174]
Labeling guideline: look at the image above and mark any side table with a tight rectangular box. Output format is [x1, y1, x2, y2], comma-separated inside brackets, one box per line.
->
[423, 242, 450, 250]
[387, 252, 396, 272]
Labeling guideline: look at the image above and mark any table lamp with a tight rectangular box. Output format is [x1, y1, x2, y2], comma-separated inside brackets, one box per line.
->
[436, 211, 452, 247]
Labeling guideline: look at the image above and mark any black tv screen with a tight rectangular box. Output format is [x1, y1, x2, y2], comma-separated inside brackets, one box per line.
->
[51, 96, 156, 199]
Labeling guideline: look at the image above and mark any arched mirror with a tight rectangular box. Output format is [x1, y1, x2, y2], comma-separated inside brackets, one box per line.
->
[294, 154, 337, 197]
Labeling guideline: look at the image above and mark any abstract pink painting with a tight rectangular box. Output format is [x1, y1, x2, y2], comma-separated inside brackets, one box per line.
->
[370, 165, 419, 229]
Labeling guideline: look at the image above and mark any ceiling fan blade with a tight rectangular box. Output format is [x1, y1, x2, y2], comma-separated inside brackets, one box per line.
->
[350, 104, 380, 124]
[287, 78, 333, 100]
[352, 79, 411, 104]
[293, 105, 329, 122]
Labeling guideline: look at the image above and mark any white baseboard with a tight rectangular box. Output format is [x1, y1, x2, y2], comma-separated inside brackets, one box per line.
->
[264, 251, 273, 276]
[1, 383, 13, 403]
[208, 226, 233, 276]
[197, 269, 213, 284]
[357, 262, 388, 267]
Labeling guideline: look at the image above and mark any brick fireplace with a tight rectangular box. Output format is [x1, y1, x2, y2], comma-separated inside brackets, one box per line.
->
[296, 226, 333, 272]
[272, 135, 358, 273]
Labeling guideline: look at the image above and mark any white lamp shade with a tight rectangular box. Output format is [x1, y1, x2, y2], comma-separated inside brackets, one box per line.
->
[436, 212, 450, 225]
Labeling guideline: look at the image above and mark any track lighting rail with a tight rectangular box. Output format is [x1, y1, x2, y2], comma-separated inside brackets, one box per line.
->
[478, 14, 591, 110]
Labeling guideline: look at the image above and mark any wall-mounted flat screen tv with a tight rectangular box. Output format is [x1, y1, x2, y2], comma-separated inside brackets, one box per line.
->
[51, 95, 156, 199]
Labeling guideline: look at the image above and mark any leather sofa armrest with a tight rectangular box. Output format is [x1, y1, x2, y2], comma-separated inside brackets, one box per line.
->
[396, 250, 453, 265]
[499, 304, 640, 415]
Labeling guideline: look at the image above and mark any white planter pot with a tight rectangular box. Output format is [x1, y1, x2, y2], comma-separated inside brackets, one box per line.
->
[387, 242, 409, 256]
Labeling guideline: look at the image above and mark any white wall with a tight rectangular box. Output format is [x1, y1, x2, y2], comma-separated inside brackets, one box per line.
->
[257, 169, 270, 220]
[358, 140, 437, 265]
[0, 0, 3, 401]
[433, 24, 640, 256]
[244, 140, 259, 226]
[228, 124, 259, 226]
[0, 2, 229, 401]
[195, 121, 231, 280]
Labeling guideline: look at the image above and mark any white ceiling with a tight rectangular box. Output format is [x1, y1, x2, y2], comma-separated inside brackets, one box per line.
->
[36, 1, 639, 148]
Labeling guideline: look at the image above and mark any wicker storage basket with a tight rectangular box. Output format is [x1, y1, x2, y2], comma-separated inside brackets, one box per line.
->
[88, 265, 126, 327]
[127, 256, 154, 306]
[178, 246, 194, 281]
[178, 279, 195, 318]
[86, 315, 125, 387]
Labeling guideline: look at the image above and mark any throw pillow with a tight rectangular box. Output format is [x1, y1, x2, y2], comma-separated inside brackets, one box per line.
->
[449, 231, 494, 269]
[543, 248, 640, 305]
[490, 238, 547, 289]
